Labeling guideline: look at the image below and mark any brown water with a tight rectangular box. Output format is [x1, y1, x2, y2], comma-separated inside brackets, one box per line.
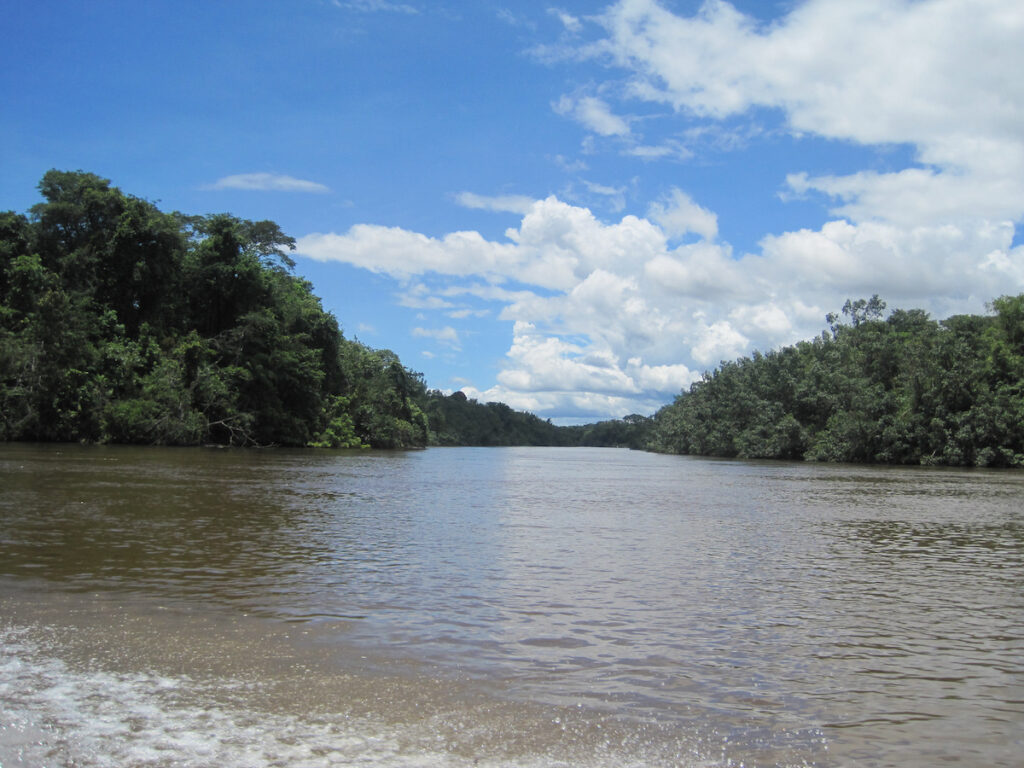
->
[0, 444, 1021, 767]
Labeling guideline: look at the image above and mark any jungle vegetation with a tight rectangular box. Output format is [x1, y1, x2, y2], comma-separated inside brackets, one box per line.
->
[420, 390, 651, 448]
[647, 295, 1024, 467]
[3, 171, 1021, 465]
[0, 170, 429, 449]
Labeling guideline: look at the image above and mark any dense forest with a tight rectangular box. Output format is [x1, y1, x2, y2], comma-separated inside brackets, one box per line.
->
[647, 295, 1024, 467]
[0, 170, 645, 451]
[4, 171, 1022, 465]
[421, 390, 651, 448]
[0, 171, 430, 449]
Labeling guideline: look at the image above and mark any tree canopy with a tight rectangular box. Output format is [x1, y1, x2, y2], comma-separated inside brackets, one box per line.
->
[4, 172, 1022, 465]
[648, 295, 1024, 467]
[0, 170, 428, 448]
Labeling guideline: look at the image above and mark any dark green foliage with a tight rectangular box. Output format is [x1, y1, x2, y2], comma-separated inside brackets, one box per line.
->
[561, 413, 654, 449]
[649, 296, 1024, 467]
[0, 171, 428, 448]
[419, 392, 653, 448]
[422, 390, 568, 446]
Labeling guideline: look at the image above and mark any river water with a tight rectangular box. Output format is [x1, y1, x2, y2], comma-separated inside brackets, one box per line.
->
[0, 444, 1021, 767]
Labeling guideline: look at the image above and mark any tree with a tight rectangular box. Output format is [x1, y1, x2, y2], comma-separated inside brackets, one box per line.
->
[0, 171, 431, 449]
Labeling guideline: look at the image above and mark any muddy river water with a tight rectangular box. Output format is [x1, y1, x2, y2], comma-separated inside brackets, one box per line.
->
[1, 444, 1021, 767]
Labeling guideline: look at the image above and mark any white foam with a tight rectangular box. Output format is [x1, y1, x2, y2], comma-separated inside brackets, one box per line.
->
[1, 624, 710, 768]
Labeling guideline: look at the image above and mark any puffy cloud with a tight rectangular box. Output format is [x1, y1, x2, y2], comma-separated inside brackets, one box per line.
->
[647, 188, 718, 240]
[597, 0, 1023, 149]
[206, 173, 330, 193]
[297, 185, 1024, 420]
[626, 359, 697, 394]
[593, 0, 1024, 225]
[758, 218, 1024, 305]
[298, 225, 525, 283]
[691, 319, 748, 366]
[644, 242, 744, 299]
[301, 197, 663, 291]
[295, 0, 1024, 421]
[786, 168, 1024, 229]
[497, 323, 639, 395]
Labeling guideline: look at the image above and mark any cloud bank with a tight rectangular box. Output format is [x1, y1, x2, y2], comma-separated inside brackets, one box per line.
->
[298, 0, 1024, 420]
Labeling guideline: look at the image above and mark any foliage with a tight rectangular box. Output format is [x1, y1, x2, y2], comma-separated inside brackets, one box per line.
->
[649, 295, 1024, 466]
[0, 171, 428, 448]
[421, 390, 568, 446]
[418, 390, 654, 448]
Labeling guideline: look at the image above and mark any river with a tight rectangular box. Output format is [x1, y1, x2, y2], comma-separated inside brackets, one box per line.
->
[0, 444, 1021, 767]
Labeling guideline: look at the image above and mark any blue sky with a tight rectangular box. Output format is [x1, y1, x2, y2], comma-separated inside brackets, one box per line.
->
[3, 0, 1022, 422]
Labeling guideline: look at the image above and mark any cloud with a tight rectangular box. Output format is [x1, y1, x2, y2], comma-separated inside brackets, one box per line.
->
[690, 319, 748, 366]
[447, 308, 490, 319]
[554, 94, 631, 137]
[297, 187, 1024, 420]
[582, 180, 627, 212]
[591, 0, 1024, 225]
[397, 284, 456, 310]
[549, 8, 583, 34]
[412, 326, 461, 349]
[455, 191, 535, 214]
[335, 0, 418, 14]
[596, 0, 1023, 145]
[299, 225, 529, 284]
[299, 196, 667, 291]
[648, 188, 718, 240]
[497, 9, 535, 29]
[624, 140, 693, 161]
[552, 154, 588, 173]
[207, 173, 330, 193]
[296, 0, 1024, 422]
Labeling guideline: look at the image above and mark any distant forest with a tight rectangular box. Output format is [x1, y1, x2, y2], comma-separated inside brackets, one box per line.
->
[2, 171, 1022, 465]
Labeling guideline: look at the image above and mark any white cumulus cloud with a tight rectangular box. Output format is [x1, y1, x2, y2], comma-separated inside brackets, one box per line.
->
[295, 0, 1024, 422]
[648, 188, 718, 241]
[297, 186, 1023, 420]
[592, 0, 1024, 227]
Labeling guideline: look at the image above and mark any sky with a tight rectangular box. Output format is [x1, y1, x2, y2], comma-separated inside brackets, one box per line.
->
[3, 0, 1023, 423]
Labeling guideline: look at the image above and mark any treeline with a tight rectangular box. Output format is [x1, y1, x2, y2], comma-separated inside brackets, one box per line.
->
[1, 171, 429, 448]
[420, 390, 652, 448]
[648, 296, 1024, 467]
[422, 390, 567, 446]
[8, 172, 1021, 464]
[0, 170, 652, 451]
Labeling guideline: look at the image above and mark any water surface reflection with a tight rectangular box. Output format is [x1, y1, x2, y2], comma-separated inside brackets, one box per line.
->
[1, 444, 1021, 767]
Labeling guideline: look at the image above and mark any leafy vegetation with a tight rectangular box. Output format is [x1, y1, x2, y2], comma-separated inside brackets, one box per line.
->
[648, 296, 1024, 467]
[421, 390, 567, 446]
[0, 171, 428, 448]
[4, 172, 1021, 465]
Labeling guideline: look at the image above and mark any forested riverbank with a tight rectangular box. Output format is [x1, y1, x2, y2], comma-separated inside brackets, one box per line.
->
[3, 171, 1022, 464]
[0, 171, 430, 449]
[0, 171, 643, 451]
[647, 295, 1024, 467]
